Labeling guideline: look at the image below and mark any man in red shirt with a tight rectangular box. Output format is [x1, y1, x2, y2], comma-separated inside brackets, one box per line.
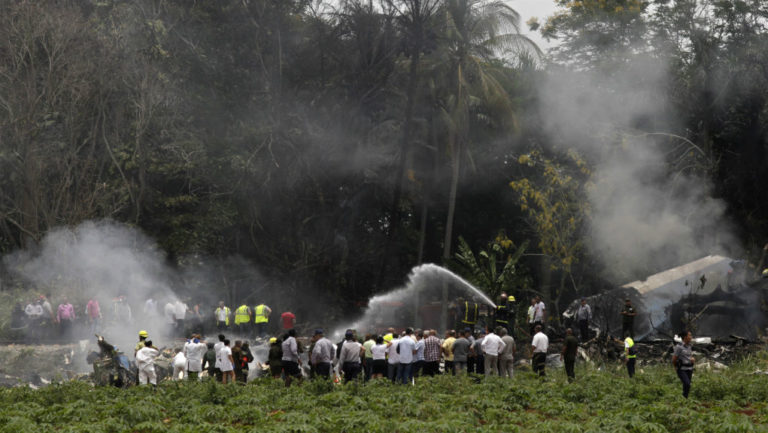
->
[281, 311, 296, 330]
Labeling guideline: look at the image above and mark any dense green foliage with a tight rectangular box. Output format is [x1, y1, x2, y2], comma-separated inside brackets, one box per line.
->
[1, 0, 768, 316]
[1, 359, 768, 432]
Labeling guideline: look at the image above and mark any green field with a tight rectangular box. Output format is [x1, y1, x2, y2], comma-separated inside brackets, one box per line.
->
[1, 358, 767, 433]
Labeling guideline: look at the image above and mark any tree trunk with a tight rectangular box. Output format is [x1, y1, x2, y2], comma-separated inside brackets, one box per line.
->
[440, 134, 462, 331]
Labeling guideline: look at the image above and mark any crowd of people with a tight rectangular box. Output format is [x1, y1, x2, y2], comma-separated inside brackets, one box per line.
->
[9, 294, 296, 343]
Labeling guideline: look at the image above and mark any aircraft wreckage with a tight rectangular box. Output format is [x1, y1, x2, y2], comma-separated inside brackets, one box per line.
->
[564, 255, 768, 341]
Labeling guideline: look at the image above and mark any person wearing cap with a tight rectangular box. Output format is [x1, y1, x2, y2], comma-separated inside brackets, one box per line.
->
[311, 329, 334, 379]
[135, 330, 149, 355]
[621, 299, 637, 339]
[267, 337, 283, 379]
[494, 293, 515, 337]
[339, 330, 365, 383]
[576, 298, 592, 342]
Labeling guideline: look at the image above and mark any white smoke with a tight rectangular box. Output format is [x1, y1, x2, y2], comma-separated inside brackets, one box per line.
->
[536, 56, 738, 282]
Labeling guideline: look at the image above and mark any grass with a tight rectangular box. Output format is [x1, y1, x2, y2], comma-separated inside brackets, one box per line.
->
[0, 358, 767, 432]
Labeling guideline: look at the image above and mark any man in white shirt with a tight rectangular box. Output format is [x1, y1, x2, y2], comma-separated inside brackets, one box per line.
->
[136, 340, 160, 386]
[311, 329, 335, 379]
[533, 296, 546, 329]
[527, 298, 536, 336]
[184, 334, 207, 380]
[213, 334, 225, 382]
[481, 327, 507, 377]
[396, 328, 417, 384]
[531, 325, 549, 377]
[339, 331, 365, 383]
[164, 301, 176, 330]
[386, 333, 400, 383]
[174, 300, 188, 335]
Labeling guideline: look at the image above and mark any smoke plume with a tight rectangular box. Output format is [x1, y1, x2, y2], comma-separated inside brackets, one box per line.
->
[536, 56, 738, 282]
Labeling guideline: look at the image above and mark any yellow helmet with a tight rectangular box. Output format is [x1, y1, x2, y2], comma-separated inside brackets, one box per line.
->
[762, 269, 768, 278]
[269, 337, 277, 344]
[509, 296, 516, 302]
[383, 333, 393, 342]
[138, 330, 148, 338]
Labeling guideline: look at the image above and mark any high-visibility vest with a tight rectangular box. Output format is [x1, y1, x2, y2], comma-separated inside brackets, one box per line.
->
[254, 304, 269, 324]
[461, 302, 478, 325]
[216, 307, 231, 325]
[495, 304, 508, 324]
[234, 305, 250, 325]
[625, 337, 637, 359]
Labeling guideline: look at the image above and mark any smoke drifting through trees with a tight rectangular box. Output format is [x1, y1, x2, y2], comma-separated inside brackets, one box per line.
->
[536, 56, 739, 283]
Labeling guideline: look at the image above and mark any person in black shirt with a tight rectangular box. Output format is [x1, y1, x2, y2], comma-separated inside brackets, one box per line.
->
[621, 299, 637, 338]
[561, 328, 579, 382]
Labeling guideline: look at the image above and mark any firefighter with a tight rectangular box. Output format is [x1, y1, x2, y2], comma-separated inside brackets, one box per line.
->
[494, 293, 516, 337]
[234, 304, 251, 335]
[135, 330, 149, 355]
[253, 303, 272, 338]
[458, 298, 479, 331]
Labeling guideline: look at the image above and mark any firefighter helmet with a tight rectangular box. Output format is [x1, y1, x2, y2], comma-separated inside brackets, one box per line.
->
[138, 330, 148, 338]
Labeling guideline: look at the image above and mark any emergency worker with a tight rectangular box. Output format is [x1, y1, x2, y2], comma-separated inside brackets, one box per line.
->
[458, 299, 479, 330]
[267, 337, 283, 379]
[135, 330, 149, 355]
[234, 304, 251, 335]
[624, 335, 637, 378]
[136, 340, 160, 386]
[494, 293, 515, 337]
[253, 304, 272, 337]
[215, 301, 231, 330]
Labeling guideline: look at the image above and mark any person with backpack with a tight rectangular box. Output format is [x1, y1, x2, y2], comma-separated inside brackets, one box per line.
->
[238, 342, 254, 383]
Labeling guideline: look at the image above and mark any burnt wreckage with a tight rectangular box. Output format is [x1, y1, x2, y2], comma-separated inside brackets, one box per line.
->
[564, 255, 768, 341]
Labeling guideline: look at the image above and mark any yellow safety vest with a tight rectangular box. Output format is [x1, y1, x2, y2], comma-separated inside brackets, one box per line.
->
[234, 305, 250, 325]
[216, 307, 231, 325]
[254, 304, 269, 324]
[461, 301, 478, 325]
[625, 337, 637, 359]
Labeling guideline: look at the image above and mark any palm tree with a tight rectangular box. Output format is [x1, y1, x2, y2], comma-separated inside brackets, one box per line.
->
[432, 0, 540, 328]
